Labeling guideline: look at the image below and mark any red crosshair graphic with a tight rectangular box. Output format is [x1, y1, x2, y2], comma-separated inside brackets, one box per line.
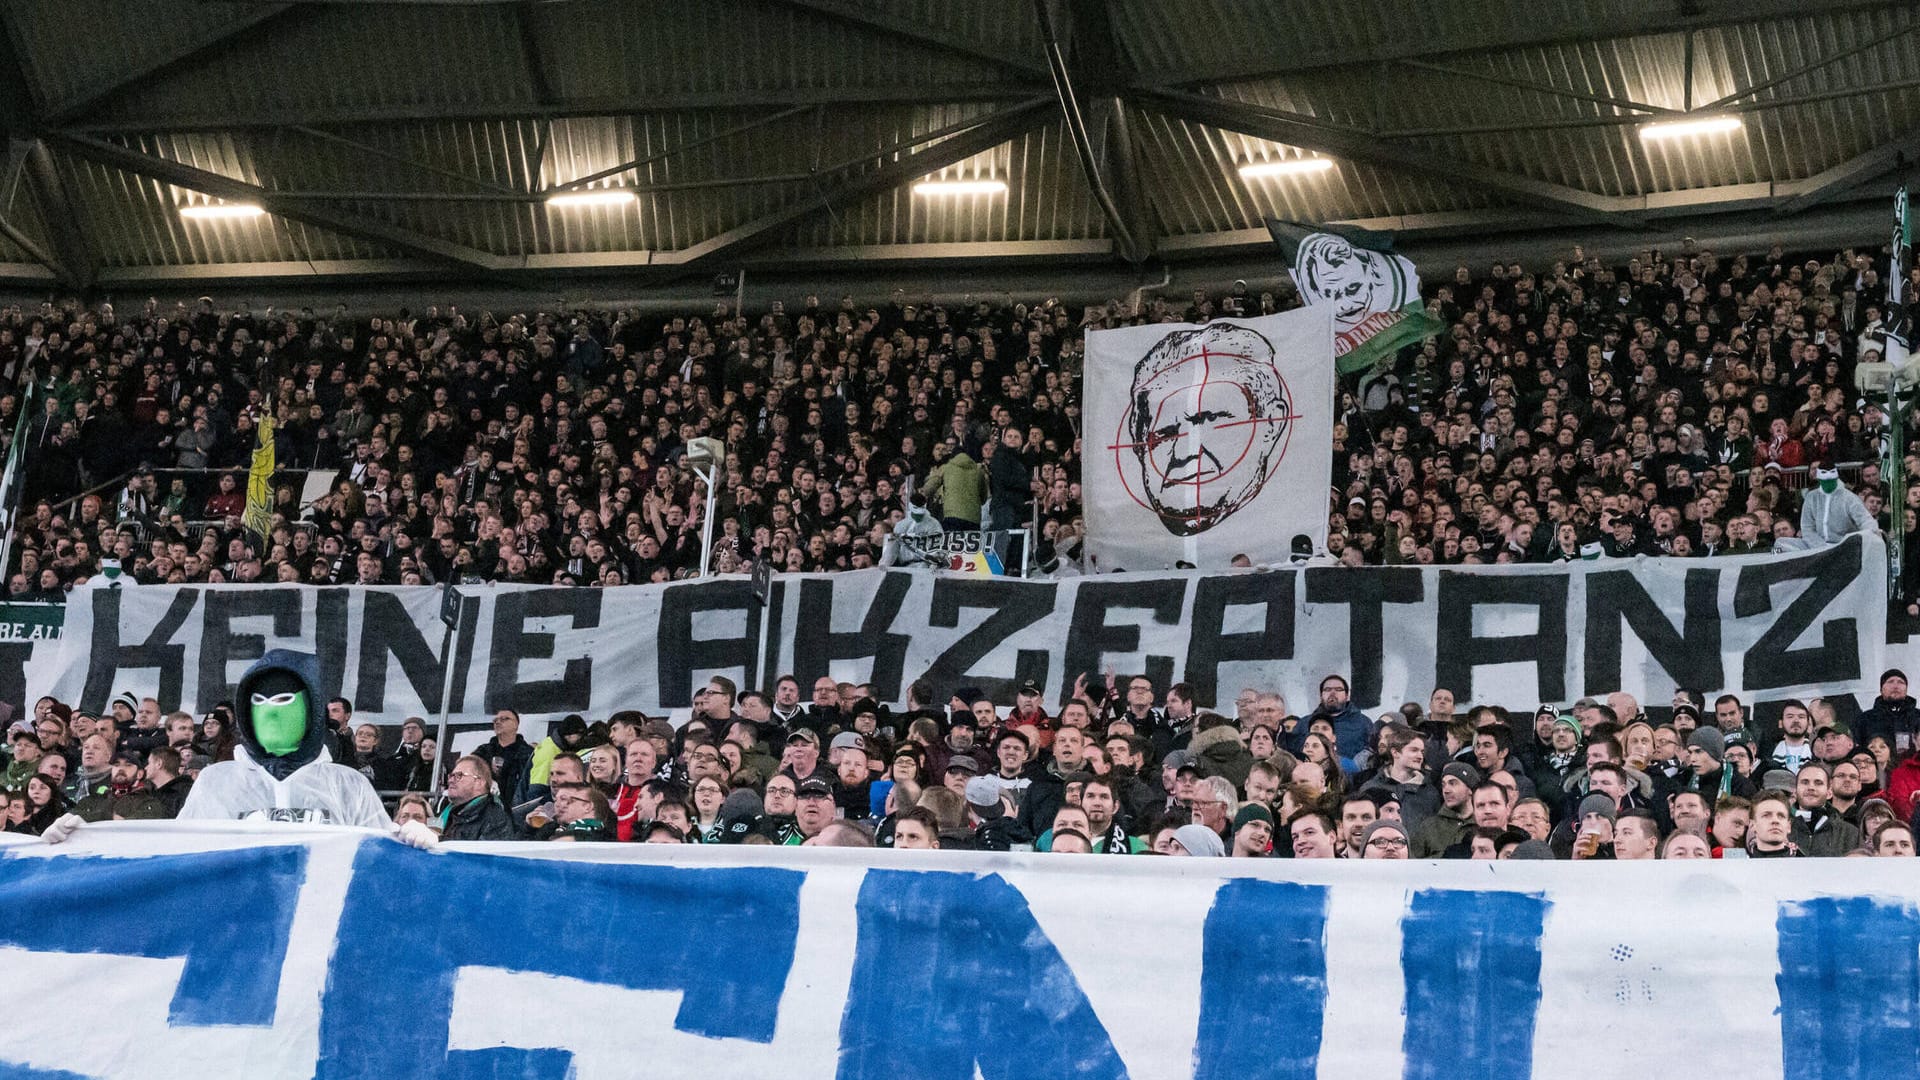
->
[1106, 342, 1301, 519]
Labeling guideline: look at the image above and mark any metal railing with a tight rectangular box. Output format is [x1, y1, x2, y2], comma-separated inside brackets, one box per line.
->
[48, 466, 330, 522]
[1726, 460, 1868, 494]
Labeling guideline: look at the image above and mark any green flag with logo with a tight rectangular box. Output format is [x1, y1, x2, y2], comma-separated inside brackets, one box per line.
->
[1267, 218, 1444, 375]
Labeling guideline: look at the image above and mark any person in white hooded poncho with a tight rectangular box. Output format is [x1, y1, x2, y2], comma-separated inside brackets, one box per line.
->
[1799, 464, 1877, 546]
[42, 649, 433, 847]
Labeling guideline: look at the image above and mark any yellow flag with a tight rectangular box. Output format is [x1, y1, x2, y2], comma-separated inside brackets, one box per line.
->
[242, 409, 275, 539]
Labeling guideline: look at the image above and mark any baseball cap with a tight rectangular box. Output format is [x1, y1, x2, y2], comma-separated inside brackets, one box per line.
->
[944, 754, 981, 775]
[786, 728, 821, 747]
[795, 777, 833, 800]
[964, 776, 1005, 817]
[1017, 679, 1041, 696]
[829, 731, 866, 754]
[1163, 749, 1197, 772]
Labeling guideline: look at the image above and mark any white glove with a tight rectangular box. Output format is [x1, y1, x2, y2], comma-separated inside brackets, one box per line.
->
[394, 819, 439, 850]
[41, 813, 86, 845]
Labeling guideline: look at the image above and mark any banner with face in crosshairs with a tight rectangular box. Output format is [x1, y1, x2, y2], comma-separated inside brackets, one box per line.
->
[1084, 306, 1333, 570]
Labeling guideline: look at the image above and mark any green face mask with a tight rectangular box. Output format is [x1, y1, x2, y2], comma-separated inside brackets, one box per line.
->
[1819, 477, 1839, 493]
[250, 691, 308, 757]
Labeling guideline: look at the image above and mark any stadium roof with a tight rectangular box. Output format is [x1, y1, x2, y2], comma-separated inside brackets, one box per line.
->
[0, 0, 1915, 290]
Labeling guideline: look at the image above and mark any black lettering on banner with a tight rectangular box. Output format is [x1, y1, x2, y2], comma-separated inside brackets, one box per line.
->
[655, 578, 758, 709]
[792, 573, 913, 703]
[920, 578, 1058, 703]
[1735, 537, 1862, 692]
[0, 642, 32, 716]
[485, 589, 601, 715]
[1304, 567, 1424, 707]
[1435, 574, 1569, 704]
[1061, 579, 1187, 701]
[356, 592, 446, 713]
[313, 589, 352, 704]
[1584, 568, 1723, 696]
[80, 587, 199, 713]
[1186, 572, 1297, 709]
[197, 589, 304, 709]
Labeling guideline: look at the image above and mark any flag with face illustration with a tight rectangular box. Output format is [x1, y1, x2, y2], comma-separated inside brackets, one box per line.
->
[1268, 219, 1444, 375]
[1083, 306, 1333, 570]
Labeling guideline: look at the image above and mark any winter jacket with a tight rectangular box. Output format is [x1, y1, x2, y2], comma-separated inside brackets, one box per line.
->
[1189, 725, 1254, 791]
[477, 734, 536, 807]
[441, 794, 524, 842]
[1409, 803, 1472, 858]
[1308, 702, 1372, 768]
[1858, 695, 1920, 755]
[1790, 806, 1862, 857]
[1884, 756, 1920, 819]
[1358, 772, 1441, 833]
[920, 452, 987, 527]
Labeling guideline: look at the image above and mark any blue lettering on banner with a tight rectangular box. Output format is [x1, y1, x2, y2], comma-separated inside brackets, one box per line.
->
[837, 870, 1129, 1080]
[1193, 880, 1329, 1080]
[1776, 896, 1920, 1080]
[0, 845, 304, 1027]
[1399, 889, 1549, 1080]
[315, 842, 805, 1080]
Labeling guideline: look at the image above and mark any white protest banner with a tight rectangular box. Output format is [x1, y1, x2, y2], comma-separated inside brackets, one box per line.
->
[22, 537, 1886, 728]
[1083, 306, 1334, 570]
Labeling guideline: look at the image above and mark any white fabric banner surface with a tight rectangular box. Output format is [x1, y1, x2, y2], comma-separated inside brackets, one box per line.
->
[1083, 307, 1335, 570]
[20, 536, 1886, 726]
[0, 823, 1911, 1080]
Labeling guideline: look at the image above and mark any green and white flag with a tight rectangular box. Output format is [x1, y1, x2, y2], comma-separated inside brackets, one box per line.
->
[1890, 185, 1912, 364]
[1267, 218, 1444, 375]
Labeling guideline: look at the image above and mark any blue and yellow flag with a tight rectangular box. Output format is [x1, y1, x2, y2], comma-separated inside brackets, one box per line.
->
[242, 409, 275, 539]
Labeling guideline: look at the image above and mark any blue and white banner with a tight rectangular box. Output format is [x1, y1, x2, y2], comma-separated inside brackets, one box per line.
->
[0, 824, 1912, 1079]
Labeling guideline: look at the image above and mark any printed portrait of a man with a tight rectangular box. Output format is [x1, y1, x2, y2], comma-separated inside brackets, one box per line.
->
[1117, 322, 1294, 536]
[1294, 232, 1401, 333]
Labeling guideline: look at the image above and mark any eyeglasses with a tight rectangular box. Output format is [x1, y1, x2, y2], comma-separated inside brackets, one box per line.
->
[1366, 836, 1409, 849]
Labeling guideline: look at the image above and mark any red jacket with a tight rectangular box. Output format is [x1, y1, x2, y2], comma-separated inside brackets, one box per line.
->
[1882, 757, 1920, 820]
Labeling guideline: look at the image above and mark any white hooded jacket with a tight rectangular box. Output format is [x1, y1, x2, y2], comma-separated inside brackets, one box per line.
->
[178, 740, 391, 827]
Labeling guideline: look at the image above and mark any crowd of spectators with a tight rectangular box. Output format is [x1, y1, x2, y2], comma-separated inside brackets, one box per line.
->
[0, 234, 1910, 604]
[9, 667, 1920, 862]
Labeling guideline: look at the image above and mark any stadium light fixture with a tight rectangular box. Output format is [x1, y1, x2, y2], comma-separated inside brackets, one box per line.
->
[178, 203, 265, 219]
[912, 178, 1008, 196]
[545, 190, 637, 208]
[1638, 116, 1742, 141]
[1238, 157, 1335, 180]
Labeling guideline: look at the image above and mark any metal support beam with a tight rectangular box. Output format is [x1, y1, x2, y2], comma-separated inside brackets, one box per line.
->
[287, 125, 522, 194]
[66, 84, 1047, 135]
[46, 5, 309, 126]
[550, 105, 812, 193]
[1401, 60, 1675, 117]
[761, 0, 1049, 79]
[1774, 126, 1920, 216]
[1700, 17, 1920, 110]
[665, 100, 1053, 268]
[22, 140, 92, 287]
[1135, 0, 1913, 87]
[1035, 0, 1147, 263]
[1141, 88, 1642, 229]
[45, 133, 509, 272]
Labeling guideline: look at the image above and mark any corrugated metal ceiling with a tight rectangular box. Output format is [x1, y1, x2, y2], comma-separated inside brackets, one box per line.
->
[0, 0, 1911, 288]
